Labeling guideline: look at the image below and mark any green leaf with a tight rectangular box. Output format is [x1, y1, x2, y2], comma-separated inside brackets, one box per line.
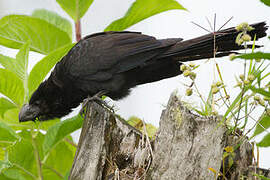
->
[0, 98, 16, 118]
[223, 87, 249, 121]
[253, 173, 270, 180]
[0, 69, 24, 106]
[232, 52, 270, 60]
[16, 42, 30, 102]
[0, 121, 18, 145]
[249, 86, 270, 98]
[0, 160, 12, 172]
[0, 55, 16, 76]
[43, 114, 83, 155]
[32, 9, 72, 39]
[2, 168, 28, 180]
[260, 0, 270, 6]
[43, 140, 75, 179]
[252, 113, 270, 137]
[127, 116, 157, 138]
[28, 43, 74, 96]
[56, 0, 94, 21]
[0, 109, 32, 131]
[257, 133, 270, 147]
[0, 42, 29, 101]
[7, 139, 35, 173]
[105, 0, 186, 31]
[15, 42, 30, 81]
[0, 15, 72, 55]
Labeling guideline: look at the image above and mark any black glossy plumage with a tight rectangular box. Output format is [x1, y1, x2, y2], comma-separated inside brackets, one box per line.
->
[20, 22, 268, 121]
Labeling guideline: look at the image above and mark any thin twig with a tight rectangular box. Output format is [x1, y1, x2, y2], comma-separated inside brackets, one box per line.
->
[218, 16, 233, 31]
[64, 137, 78, 148]
[75, 20, 81, 42]
[191, 21, 211, 33]
[206, 16, 214, 32]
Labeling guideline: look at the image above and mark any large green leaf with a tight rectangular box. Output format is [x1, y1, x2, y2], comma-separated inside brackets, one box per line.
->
[43, 114, 83, 155]
[0, 15, 72, 55]
[7, 139, 35, 174]
[0, 98, 16, 118]
[0, 55, 16, 77]
[28, 43, 74, 96]
[32, 9, 72, 40]
[260, 0, 270, 6]
[252, 114, 270, 137]
[232, 52, 270, 60]
[15, 42, 30, 102]
[257, 133, 270, 147]
[0, 69, 24, 106]
[56, 0, 94, 20]
[0, 121, 18, 146]
[1, 168, 29, 180]
[0, 42, 29, 96]
[15, 42, 30, 82]
[43, 140, 75, 179]
[105, 0, 186, 31]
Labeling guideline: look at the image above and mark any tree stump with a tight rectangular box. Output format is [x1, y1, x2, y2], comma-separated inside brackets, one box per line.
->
[69, 92, 270, 180]
[147, 93, 226, 179]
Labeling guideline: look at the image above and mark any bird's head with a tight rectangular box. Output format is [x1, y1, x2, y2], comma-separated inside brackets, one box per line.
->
[19, 79, 73, 122]
[19, 88, 51, 122]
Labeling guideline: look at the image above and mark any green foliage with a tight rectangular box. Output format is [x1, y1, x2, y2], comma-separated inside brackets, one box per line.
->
[0, 121, 18, 144]
[0, 15, 71, 55]
[105, 0, 186, 31]
[253, 113, 270, 137]
[32, 9, 73, 39]
[127, 116, 157, 138]
[231, 52, 270, 60]
[260, 0, 270, 6]
[56, 0, 94, 21]
[257, 133, 270, 147]
[0, 69, 24, 106]
[43, 114, 83, 155]
[0, 98, 16, 118]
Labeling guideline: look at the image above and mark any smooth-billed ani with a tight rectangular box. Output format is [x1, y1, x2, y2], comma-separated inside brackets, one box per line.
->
[19, 22, 268, 122]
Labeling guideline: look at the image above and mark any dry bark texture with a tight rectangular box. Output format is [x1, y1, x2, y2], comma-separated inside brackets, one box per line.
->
[147, 93, 226, 179]
[69, 101, 142, 180]
[69, 92, 270, 180]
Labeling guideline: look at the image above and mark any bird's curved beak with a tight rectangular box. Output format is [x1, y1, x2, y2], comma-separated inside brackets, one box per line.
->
[19, 104, 40, 122]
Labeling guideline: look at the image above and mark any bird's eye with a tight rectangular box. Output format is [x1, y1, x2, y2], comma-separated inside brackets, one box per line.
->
[34, 101, 41, 106]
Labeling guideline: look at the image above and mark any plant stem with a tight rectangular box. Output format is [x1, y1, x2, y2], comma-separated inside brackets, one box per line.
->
[75, 19, 81, 42]
[64, 137, 78, 148]
[32, 135, 43, 180]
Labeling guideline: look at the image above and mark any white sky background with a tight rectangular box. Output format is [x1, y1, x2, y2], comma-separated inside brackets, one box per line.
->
[0, 0, 270, 168]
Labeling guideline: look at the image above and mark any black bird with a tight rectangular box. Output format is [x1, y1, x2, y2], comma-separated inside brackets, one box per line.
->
[19, 22, 268, 122]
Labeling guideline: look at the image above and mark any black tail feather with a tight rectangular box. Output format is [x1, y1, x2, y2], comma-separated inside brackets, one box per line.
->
[160, 22, 268, 61]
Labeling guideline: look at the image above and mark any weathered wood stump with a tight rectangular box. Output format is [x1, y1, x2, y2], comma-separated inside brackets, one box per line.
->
[69, 92, 270, 180]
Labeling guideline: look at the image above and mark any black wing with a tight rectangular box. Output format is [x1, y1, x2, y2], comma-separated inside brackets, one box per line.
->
[57, 31, 182, 82]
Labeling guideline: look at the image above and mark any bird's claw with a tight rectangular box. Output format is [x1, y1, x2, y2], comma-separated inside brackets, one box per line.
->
[80, 92, 114, 116]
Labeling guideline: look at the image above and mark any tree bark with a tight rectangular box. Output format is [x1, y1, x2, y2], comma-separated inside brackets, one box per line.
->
[69, 101, 142, 180]
[69, 92, 270, 180]
[147, 93, 226, 179]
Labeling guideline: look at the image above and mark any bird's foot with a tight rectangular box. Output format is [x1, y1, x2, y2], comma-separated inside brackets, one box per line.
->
[80, 91, 114, 116]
